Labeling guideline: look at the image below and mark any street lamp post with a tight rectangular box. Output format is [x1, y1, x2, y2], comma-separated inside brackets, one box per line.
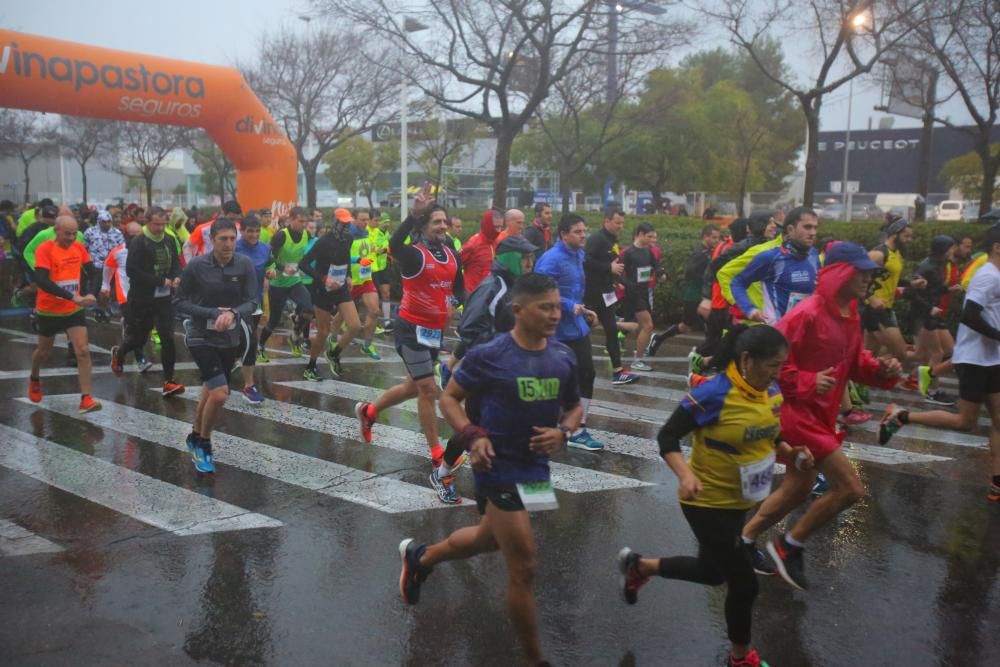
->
[399, 17, 429, 220]
[840, 12, 869, 221]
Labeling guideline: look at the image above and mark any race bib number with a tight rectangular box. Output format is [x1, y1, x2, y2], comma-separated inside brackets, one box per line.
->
[516, 481, 559, 512]
[602, 291, 618, 307]
[739, 453, 776, 503]
[416, 326, 442, 348]
[326, 264, 348, 290]
[154, 284, 171, 298]
[358, 263, 372, 281]
[637, 266, 652, 283]
[786, 292, 809, 313]
[283, 262, 299, 276]
[207, 316, 237, 331]
[56, 279, 79, 296]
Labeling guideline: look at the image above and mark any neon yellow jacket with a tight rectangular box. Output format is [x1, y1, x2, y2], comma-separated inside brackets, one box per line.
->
[718, 236, 783, 310]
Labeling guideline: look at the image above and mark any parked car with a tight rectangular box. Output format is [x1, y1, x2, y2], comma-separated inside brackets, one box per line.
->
[936, 200, 964, 221]
[963, 203, 980, 222]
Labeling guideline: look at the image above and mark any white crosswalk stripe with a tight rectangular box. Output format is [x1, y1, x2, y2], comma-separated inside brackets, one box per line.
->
[23, 395, 466, 513]
[0, 423, 282, 536]
[174, 387, 651, 494]
[0, 518, 64, 557]
[278, 378, 953, 466]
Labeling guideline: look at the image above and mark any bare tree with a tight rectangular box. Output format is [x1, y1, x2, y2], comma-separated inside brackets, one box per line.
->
[0, 109, 53, 204]
[55, 116, 115, 205]
[906, 0, 1000, 212]
[108, 123, 189, 208]
[410, 118, 476, 199]
[187, 131, 236, 204]
[709, 0, 925, 206]
[314, 0, 662, 207]
[242, 28, 398, 209]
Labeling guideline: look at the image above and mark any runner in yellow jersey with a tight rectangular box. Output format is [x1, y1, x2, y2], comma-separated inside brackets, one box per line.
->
[864, 216, 919, 365]
[368, 210, 393, 331]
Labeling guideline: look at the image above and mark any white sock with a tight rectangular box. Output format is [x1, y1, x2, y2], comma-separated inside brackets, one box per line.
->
[741, 535, 754, 545]
[382, 302, 391, 320]
[581, 397, 591, 422]
[572, 425, 586, 437]
[436, 461, 453, 477]
[785, 534, 805, 548]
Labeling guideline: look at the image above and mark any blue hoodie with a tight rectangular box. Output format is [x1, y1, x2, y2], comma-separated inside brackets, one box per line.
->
[731, 242, 820, 324]
[534, 240, 590, 341]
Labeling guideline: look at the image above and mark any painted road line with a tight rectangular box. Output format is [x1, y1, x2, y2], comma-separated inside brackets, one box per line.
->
[178, 387, 650, 493]
[0, 518, 64, 557]
[0, 357, 306, 381]
[27, 396, 460, 513]
[0, 423, 281, 536]
[277, 378, 953, 466]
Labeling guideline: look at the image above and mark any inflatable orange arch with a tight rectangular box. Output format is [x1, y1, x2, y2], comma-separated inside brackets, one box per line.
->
[0, 29, 297, 215]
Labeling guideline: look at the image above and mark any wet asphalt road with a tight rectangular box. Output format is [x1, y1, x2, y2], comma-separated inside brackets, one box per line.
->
[0, 314, 998, 667]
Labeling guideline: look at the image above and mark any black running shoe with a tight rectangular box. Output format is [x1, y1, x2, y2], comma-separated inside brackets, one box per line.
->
[744, 541, 776, 576]
[646, 323, 680, 357]
[766, 534, 808, 591]
[617, 547, 649, 604]
[398, 538, 430, 604]
[925, 390, 956, 407]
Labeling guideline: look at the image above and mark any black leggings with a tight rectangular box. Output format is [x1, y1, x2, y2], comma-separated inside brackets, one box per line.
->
[241, 313, 262, 366]
[118, 297, 176, 381]
[563, 336, 596, 400]
[697, 308, 730, 358]
[658, 504, 757, 645]
[589, 300, 622, 370]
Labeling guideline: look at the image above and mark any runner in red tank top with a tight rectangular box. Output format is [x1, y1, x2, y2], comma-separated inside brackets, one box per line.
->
[356, 186, 468, 504]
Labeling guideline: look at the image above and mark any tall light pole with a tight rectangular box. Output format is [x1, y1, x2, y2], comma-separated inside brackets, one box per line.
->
[399, 17, 429, 219]
[840, 12, 869, 221]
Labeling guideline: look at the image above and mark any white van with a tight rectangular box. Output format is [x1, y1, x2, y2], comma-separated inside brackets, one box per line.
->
[936, 200, 964, 221]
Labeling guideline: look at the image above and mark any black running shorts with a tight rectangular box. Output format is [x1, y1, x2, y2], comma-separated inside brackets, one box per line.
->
[861, 306, 899, 333]
[954, 363, 1000, 404]
[189, 345, 240, 389]
[475, 482, 526, 514]
[36, 310, 87, 337]
[393, 317, 439, 381]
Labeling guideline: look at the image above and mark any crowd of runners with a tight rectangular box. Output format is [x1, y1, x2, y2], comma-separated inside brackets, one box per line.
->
[2, 191, 999, 667]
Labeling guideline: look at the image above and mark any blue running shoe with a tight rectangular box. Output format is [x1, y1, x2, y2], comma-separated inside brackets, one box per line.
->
[242, 385, 265, 405]
[186, 432, 198, 454]
[568, 429, 604, 451]
[398, 538, 431, 604]
[193, 446, 215, 473]
[439, 362, 452, 390]
[811, 472, 829, 496]
[428, 468, 462, 505]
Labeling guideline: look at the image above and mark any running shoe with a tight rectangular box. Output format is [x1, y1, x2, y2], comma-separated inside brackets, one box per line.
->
[917, 365, 933, 398]
[766, 534, 808, 591]
[617, 547, 649, 605]
[988, 483, 1000, 503]
[193, 447, 215, 474]
[688, 372, 709, 389]
[433, 361, 443, 388]
[688, 347, 706, 375]
[439, 363, 452, 391]
[878, 403, 907, 445]
[428, 468, 462, 505]
[325, 349, 343, 378]
[726, 648, 770, 667]
[185, 432, 198, 454]
[631, 359, 653, 372]
[360, 343, 382, 361]
[151, 330, 161, 348]
[303, 365, 323, 382]
[374, 325, 385, 335]
[28, 378, 42, 403]
[743, 541, 776, 576]
[617, 330, 626, 343]
[646, 324, 680, 357]
[398, 538, 430, 605]
[612, 369, 639, 385]
[94, 309, 110, 324]
[79, 395, 102, 414]
[137, 356, 154, 373]
[382, 319, 395, 333]
[242, 385, 265, 405]
[902, 373, 919, 391]
[288, 335, 302, 357]
[839, 409, 871, 426]
[925, 390, 956, 407]
[256, 351, 271, 364]
[568, 429, 604, 451]
[162, 381, 185, 397]
[109, 345, 124, 378]
[356, 402, 375, 443]
[854, 383, 870, 404]
[810, 473, 829, 497]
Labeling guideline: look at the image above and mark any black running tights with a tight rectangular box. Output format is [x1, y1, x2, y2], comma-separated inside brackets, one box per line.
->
[658, 504, 757, 645]
[562, 336, 596, 400]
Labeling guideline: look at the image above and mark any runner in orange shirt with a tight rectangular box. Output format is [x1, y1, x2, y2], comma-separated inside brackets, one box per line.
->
[29, 216, 102, 413]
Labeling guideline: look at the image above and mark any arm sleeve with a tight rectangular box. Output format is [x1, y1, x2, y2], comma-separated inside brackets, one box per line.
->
[960, 297, 1000, 342]
[24, 233, 46, 269]
[79, 262, 97, 295]
[657, 405, 699, 456]
[269, 229, 286, 265]
[390, 216, 422, 275]
[125, 237, 163, 289]
[730, 251, 772, 315]
[718, 250, 756, 305]
[451, 251, 465, 304]
[582, 234, 612, 282]
[299, 237, 323, 282]
[33, 267, 75, 301]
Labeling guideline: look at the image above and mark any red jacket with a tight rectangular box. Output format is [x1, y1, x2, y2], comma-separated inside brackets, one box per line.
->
[775, 262, 898, 460]
[459, 210, 501, 293]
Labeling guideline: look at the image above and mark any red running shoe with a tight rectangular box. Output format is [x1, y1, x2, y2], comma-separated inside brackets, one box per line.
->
[617, 547, 650, 605]
[162, 381, 185, 397]
[28, 378, 42, 403]
[356, 401, 376, 443]
[726, 648, 770, 667]
[839, 409, 872, 426]
[902, 373, 919, 390]
[79, 395, 102, 414]
[109, 345, 124, 378]
[988, 484, 1000, 503]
